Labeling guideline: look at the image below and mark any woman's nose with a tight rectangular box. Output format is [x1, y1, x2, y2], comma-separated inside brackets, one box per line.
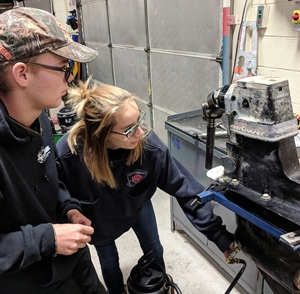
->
[134, 126, 145, 137]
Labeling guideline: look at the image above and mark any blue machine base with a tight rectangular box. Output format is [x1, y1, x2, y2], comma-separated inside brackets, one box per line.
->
[197, 189, 300, 253]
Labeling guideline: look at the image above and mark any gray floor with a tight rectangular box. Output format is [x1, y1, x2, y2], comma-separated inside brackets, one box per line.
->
[89, 189, 250, 294]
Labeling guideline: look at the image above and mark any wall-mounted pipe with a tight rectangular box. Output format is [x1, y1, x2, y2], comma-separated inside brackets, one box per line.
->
[223, 0, 231, 85]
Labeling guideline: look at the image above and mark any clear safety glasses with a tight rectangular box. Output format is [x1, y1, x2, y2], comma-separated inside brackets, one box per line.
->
[111, 110, 146, 139]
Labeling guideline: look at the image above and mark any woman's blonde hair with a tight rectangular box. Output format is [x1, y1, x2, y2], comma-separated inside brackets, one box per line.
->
[67, 78, 149, 189]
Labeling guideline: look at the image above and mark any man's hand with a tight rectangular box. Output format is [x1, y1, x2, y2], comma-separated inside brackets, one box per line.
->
[67, 209, 92, 226]
[223, 241, 235, 258]
[53, 223, 94, 256]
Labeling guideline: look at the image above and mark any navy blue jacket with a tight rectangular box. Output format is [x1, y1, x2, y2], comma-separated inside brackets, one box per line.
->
[57, 131, 233, 252]
[0, 99, 102, 294]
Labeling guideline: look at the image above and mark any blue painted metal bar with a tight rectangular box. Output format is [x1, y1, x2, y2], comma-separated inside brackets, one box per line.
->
[198, 190, 283, 239]
[197, 190, 215, 203]
[197, 189, 300, 252]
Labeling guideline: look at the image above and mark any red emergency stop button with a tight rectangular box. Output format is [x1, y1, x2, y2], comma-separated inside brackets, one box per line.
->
[292, 10, 300, 23]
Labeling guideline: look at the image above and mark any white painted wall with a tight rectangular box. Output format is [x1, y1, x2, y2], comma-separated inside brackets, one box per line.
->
[53, 0, 70, 33]
[50, 0, 78, 120]
[233, 0, 300, 114]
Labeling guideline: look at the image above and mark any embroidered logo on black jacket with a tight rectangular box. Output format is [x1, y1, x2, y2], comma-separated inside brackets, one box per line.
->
[127, 170, 147, 187]
[37, 146, 51, 164]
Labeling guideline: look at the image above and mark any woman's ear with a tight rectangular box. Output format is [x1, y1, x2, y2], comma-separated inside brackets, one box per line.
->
[11, 62, 29, 88]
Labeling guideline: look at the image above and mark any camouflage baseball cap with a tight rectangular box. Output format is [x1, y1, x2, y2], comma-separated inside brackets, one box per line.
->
[0, 7, 98, 63]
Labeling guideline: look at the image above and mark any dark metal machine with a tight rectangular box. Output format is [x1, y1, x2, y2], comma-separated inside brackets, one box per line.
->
[199, 76, 300, 294]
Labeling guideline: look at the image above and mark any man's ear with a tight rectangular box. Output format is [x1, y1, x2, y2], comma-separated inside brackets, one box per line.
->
[11, 62, 29, 88]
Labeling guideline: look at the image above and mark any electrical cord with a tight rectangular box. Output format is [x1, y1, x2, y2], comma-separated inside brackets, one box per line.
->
[230, 0, 249, 83]
[165, 281, 182, 294]
[203, 182, 217, 192]
[225, 259, 247, 294]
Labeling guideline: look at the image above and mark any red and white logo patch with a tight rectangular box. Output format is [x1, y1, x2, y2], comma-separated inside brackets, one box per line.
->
[127, 170, 147, 187]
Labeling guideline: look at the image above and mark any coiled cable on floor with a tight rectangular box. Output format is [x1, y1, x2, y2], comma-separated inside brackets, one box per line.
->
[165, 281, 182, 294]
[225, 258, 247, 294]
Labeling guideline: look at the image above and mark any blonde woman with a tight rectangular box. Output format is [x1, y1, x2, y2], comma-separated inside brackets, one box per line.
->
[57, 80, 234, 294]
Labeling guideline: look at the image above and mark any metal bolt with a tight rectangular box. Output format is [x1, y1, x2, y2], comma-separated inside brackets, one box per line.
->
[261, 193, 271, 201]
[192, 133, 199, 139]
[288, 232, 296, 239]
[232, 179, 239, 185]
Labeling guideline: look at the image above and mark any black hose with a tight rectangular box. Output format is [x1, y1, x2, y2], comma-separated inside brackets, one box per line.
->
[165, 281, 182, 294]
[225, 259, 247, 294]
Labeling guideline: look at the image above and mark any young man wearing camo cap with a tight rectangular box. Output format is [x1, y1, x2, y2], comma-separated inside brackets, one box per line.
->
[0, 6, 107, 294]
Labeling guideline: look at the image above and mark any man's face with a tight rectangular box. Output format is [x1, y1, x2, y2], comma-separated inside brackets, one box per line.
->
[26, 52, 73, 111]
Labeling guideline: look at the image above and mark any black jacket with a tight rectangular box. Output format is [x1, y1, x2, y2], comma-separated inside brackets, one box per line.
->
[0, 100, 97, 293]
[57, 131, 233, 252]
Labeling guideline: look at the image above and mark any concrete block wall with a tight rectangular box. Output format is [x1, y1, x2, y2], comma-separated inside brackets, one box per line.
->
[234, 0, 300, 114]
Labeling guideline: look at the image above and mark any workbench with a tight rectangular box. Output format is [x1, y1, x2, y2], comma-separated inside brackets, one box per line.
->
[165, 109, 273, 294]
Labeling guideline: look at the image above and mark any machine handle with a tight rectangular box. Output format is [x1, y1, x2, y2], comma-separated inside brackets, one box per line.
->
[205, 118, 216, 169]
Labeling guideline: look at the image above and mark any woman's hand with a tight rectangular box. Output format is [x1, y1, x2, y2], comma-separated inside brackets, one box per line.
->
[67, 209, 92, 226]
[223, 242, 235, 258]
